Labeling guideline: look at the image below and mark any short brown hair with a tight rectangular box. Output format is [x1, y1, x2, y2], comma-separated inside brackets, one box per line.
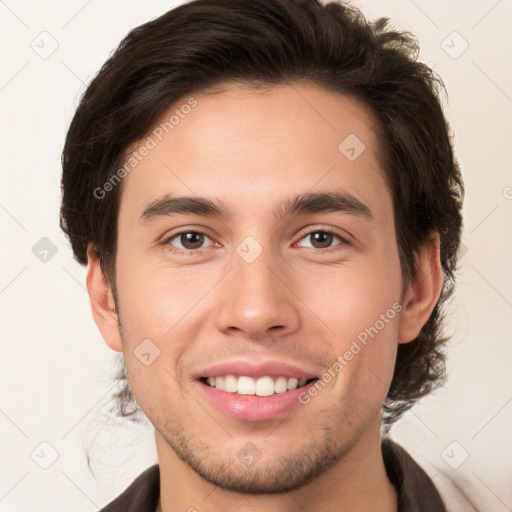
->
[60, 0, 464, 425]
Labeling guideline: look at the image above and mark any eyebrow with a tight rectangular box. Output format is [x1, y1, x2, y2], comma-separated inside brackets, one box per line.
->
[138, 191, 373, 225]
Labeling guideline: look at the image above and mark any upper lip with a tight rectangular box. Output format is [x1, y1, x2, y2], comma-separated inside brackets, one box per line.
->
[194, 359, 319, 380]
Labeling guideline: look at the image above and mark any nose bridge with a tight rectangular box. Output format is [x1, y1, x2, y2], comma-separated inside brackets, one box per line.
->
[215, 235, 300, 338]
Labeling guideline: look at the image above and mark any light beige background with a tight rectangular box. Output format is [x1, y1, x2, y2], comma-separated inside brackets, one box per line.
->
[1, 0, 511, 510]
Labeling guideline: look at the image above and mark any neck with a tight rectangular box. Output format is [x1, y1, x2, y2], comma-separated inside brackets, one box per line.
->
[154, 416, 397, 512]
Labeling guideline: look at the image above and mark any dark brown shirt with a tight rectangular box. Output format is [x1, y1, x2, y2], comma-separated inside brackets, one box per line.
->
[100, 438, 447, 511]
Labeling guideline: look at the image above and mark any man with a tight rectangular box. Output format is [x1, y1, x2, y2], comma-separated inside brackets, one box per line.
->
[59, 0, 469, 510]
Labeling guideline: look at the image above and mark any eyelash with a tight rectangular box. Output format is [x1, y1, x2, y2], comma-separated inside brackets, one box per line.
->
[162, 227, 349, 255]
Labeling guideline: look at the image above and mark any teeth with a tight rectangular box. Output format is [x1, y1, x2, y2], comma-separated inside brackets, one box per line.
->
[204, 375, 313, 396]
[287, 377, 298, 390]
[274, 376, 288, 394]
[255, 376, 274, 396]
[237, 376, 255, 395]
[224, 375, 237, 392]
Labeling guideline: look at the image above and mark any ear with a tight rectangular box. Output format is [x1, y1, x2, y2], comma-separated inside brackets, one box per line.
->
[398, 234, 443, 344]
[86, 244, 123, 352]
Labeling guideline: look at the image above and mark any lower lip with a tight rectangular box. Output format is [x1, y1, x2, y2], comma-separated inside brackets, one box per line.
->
[195, 379, 318, 422]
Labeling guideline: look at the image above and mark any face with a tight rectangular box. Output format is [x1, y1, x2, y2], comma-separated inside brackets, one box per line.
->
[104, 83, 406, 493]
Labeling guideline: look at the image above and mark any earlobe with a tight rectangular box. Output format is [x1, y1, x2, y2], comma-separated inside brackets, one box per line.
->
[398, 234, 443, 344]
[86, 244, 123, 352]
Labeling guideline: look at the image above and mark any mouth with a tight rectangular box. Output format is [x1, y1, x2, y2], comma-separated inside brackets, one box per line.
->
[196, 375, 321, 422]
[199, 375, 319, 397]
[193, 359, 321, 421]
[196, 375, 319, 422]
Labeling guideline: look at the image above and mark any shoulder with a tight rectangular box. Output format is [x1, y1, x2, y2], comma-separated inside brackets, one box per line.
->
[99, 464, 160, 512]
[382, 438, 479, 512]
[382, 437, 446, 512]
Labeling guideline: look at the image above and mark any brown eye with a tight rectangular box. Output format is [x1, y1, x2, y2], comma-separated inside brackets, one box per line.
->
[309, 232, 334, 249]
[179, 232, 204, 249]
[167, 231, 211, 251]
[297, 230, 345, 251]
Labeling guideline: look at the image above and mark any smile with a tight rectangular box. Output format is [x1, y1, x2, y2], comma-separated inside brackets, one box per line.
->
[201, 375, 317, 396]
[196, 377, 320, 422]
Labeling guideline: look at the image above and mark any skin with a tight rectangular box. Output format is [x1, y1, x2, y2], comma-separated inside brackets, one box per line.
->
[86, 83, 442, 512]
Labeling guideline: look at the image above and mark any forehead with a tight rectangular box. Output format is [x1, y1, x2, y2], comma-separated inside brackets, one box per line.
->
[117, 83, 388, 223]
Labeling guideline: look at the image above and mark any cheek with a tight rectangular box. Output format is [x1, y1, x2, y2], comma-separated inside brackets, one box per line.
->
[122, 352, 184, 425]
[303, 250, 402, 398]
[300, 252, 402, 337]
[114, 254, 210, 400]
[115, 245, 202, 341]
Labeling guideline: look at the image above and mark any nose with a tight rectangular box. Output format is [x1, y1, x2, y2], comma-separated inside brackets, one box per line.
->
[215, 240, 301, 340]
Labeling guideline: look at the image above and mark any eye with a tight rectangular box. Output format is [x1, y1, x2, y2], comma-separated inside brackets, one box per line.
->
[296, 229, 346, 251]
[165, 230, 215, 252]
[163, 227, 348, 255]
